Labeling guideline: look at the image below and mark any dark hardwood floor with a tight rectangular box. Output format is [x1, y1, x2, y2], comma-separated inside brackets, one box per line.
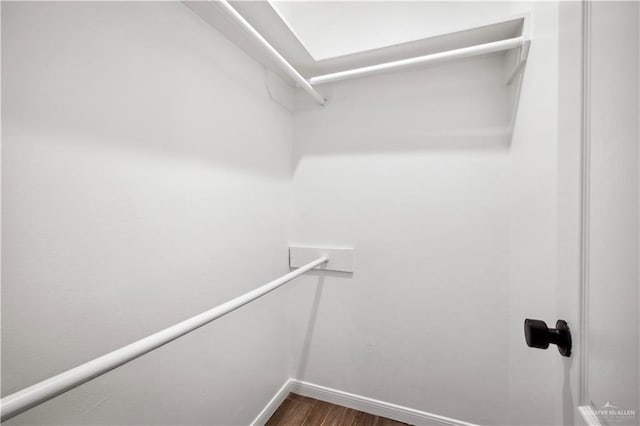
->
[265, 393, 410, 426]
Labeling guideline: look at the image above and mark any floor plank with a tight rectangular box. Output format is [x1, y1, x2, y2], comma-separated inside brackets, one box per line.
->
[266, 394, 411, 426]
[302, 400, 333, 425]
[320, 404, 347, 425]
[266, 398, 313, 426]
[374, 416, 407, 426]
[339, 408, 358, 425]
[288, 393, 319, 405]
[266, 399, 294, 426]
[351, 410, 378, 426]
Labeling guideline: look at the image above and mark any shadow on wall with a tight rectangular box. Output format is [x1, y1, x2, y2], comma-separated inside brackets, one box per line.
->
[562, 357, 575, 426]
[294, 270, 355, 381]
[2, 1, 292, 179]
[292, 53, 515, 172]
[295, 273, 326, 381]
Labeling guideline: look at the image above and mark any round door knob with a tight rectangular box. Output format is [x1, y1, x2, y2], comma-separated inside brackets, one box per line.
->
[524, 319, 571, 357]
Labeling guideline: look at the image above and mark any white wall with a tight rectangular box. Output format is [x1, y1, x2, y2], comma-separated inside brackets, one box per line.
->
[290, 56, 511, 426]
[288, 2, 561, 425]
[1, 2, 293, 424]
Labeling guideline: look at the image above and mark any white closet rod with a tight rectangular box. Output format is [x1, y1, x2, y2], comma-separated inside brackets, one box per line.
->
[217, 2, 524, 104]
[309, 36, 526, 85]
[0, 256, 329, 422]
[217, 0, 326, 105]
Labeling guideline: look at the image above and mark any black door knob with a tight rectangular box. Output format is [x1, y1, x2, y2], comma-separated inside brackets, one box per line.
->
[524, 319, 571, 357]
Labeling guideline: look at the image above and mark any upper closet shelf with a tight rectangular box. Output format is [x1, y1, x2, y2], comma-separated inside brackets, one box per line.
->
[185, 1, 531, 108]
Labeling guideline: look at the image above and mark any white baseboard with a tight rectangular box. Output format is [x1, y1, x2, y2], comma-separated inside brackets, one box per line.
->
[252, 378, 478, 426]
[251, 379, 294, 426]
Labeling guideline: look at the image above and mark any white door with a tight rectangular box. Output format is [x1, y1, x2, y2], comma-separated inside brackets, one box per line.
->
[558, 2, 639, 425]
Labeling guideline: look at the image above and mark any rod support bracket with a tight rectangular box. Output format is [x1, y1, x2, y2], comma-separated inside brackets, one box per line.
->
[289, 246, 354, 273]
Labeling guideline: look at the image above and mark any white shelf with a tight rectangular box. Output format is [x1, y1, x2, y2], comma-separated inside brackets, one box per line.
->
[184, 1, 530, 138]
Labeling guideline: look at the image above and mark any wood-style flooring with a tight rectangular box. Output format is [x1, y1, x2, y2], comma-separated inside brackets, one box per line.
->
[265, 393, 410, 426]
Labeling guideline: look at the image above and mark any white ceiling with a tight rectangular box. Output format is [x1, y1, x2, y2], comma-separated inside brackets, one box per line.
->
[268, 1, 519, 61]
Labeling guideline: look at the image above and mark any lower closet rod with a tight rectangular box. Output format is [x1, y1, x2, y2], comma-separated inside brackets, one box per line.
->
[0, 255, 329, 422]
